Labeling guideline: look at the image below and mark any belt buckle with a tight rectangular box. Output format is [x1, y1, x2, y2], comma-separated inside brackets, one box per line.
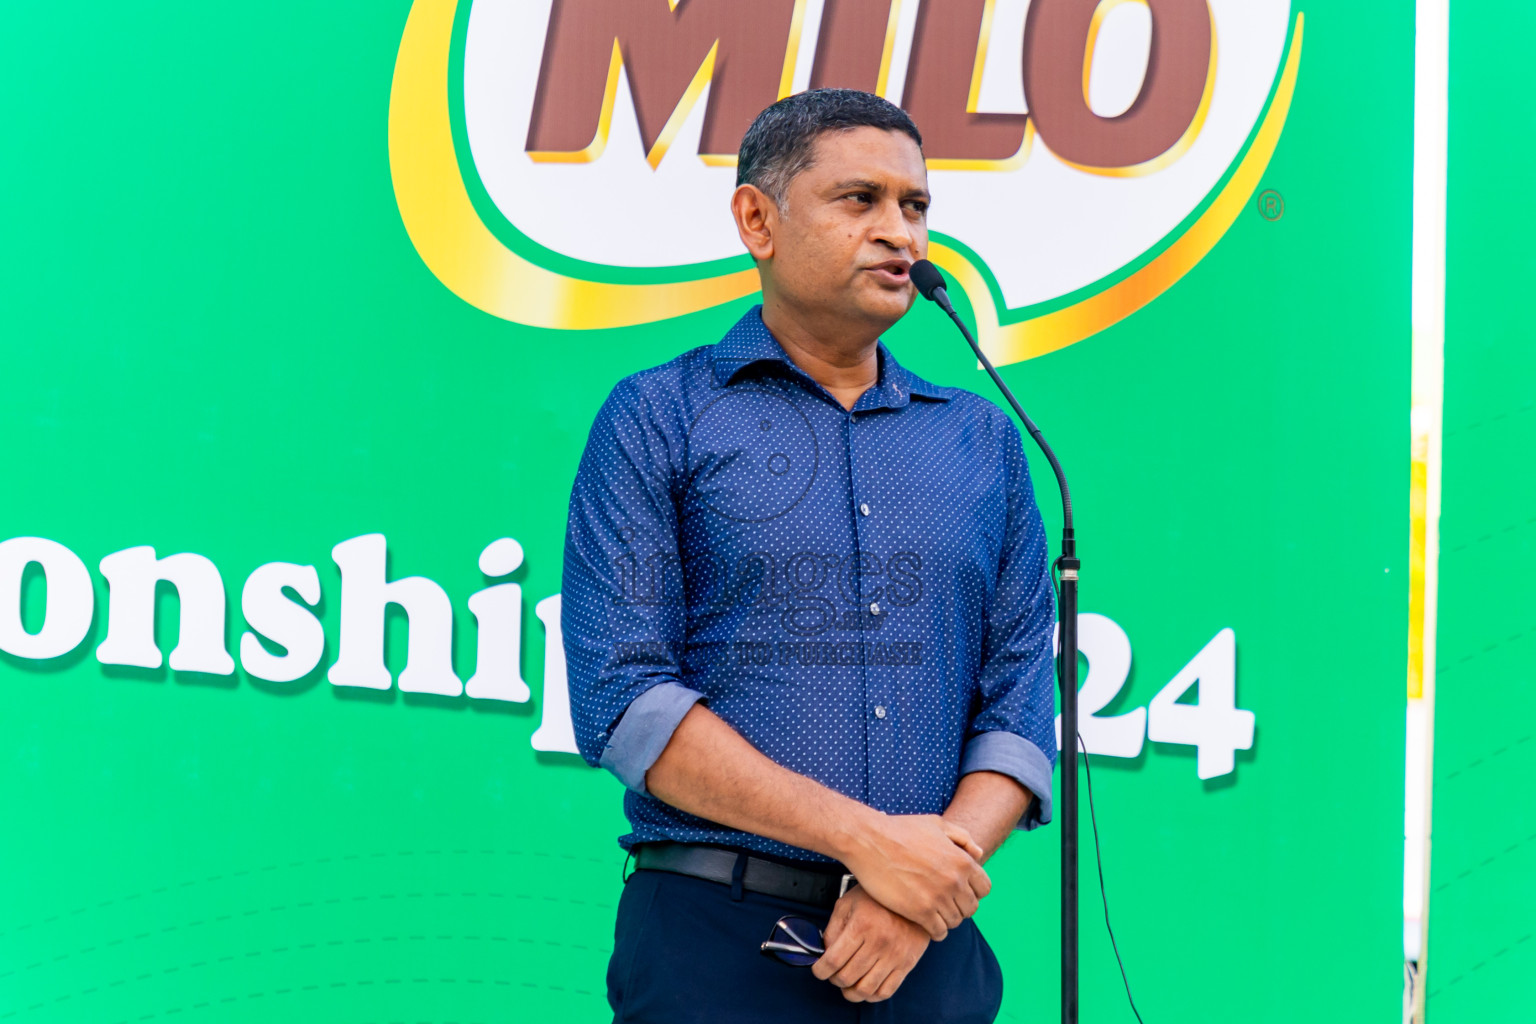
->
[838, 873, 857, 898]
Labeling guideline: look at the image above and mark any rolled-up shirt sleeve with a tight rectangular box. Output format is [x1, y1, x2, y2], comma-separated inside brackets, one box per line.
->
[965, 411, 1060, 830]
[561, 377, 702, 795]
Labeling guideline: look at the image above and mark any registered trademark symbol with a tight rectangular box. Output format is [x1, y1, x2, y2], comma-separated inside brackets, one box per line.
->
[1256, 189, 1284, 221]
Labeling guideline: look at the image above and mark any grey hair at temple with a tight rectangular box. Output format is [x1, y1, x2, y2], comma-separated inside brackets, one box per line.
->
[735, 88, 924, 213]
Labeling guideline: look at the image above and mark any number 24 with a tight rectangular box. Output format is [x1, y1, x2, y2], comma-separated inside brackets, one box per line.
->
[1053, 615, 1255, 780]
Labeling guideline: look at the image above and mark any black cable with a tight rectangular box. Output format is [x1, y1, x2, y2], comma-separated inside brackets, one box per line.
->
[1053, 560, 1145, 1023]
[1079, 735, 1145, 1023]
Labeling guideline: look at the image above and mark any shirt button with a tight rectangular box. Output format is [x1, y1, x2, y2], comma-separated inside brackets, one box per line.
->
[859, 502, 871, 516]
[869, 602, 881, 615]
[874, 705, 888, 719]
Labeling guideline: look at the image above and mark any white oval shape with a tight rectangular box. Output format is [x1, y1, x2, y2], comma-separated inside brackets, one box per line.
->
[479, 537, 525, 577]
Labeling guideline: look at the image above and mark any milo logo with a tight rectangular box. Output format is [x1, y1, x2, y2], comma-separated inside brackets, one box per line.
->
[390, 0, 1303, 362]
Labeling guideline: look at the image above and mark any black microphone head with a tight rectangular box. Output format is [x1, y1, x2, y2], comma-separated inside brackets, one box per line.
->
[909, 259, 947, 302]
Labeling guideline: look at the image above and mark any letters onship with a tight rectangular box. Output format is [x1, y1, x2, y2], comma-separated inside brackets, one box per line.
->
[0, 534, 581, 754]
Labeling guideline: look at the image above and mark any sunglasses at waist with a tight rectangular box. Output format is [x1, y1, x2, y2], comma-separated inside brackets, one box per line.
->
[632, 842, 856, 910]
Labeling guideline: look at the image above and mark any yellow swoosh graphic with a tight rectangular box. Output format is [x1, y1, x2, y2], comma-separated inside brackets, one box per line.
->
[389, 1, 1302, 364]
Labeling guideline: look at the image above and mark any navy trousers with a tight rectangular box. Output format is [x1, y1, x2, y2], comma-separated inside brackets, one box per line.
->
[607, 868, 1005, 1023]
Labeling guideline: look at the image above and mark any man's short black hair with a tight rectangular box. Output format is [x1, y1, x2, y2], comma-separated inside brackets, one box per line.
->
[736, 88, 924, 211]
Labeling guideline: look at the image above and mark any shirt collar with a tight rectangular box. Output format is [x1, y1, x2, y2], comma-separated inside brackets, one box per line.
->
[710, 304, 951, 409]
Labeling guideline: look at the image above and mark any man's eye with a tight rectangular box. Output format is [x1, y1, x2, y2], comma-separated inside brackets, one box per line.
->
[846, 193, 873, 204]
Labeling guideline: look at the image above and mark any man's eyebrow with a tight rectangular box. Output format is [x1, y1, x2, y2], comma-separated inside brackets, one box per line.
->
[827, 179, 932, 202]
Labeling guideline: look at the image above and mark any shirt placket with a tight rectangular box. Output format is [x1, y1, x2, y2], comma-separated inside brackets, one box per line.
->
[845, 405, 888, 811]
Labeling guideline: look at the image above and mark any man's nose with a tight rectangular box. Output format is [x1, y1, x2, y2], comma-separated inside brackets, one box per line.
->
[870, 199, 915, 254]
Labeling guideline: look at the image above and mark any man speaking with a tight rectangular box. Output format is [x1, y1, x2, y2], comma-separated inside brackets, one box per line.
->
[562, 89, 1058, 1023]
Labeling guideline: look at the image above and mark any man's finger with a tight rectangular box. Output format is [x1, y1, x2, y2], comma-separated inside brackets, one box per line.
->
[942, 820, 984, 861]
[922, 912, 949, 942]
[845, 961, 896, 1003]
[822, 897, 856, 947]
[873, 962, 914, 1002]
[967, 860, 993, 899]
[812, 932, 863, 982]
[828, 942, 881, 991]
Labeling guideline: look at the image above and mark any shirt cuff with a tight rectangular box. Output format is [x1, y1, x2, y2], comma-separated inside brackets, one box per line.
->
[597, 681, 707, 795]
[960, 730, 1054, 831]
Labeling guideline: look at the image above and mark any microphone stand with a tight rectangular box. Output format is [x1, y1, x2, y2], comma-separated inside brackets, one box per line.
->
[914, 269, 1080, 1024]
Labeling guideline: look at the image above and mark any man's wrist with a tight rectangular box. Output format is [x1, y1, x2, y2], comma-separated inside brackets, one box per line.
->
[941, 770, 1032, 864]
[822, 799, 885, 867]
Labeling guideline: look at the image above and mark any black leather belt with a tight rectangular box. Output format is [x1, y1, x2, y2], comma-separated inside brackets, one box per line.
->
[633, 843, 855, 909]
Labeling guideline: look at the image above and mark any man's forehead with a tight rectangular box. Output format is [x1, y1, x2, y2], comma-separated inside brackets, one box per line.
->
[803, 127, 928, 189]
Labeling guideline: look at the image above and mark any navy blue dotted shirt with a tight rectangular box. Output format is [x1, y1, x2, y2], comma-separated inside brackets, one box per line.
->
[562, 305, 1058, 861]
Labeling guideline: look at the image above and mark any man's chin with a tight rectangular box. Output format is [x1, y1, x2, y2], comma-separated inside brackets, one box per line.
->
[848, 284, 914, 327]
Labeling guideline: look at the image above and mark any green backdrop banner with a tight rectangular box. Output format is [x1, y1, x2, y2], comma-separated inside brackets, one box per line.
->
[1, 2, 1407, 1021]
[1426, 0, 1536, 1015]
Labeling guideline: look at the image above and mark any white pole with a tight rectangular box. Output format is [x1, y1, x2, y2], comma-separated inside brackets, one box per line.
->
[1407, 0, 1448, 1018]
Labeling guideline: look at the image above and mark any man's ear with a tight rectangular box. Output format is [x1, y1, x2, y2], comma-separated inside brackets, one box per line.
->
[731, 183, 776, 262]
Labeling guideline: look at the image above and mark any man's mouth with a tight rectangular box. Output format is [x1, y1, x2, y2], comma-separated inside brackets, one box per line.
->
[865, 260, 912, 284]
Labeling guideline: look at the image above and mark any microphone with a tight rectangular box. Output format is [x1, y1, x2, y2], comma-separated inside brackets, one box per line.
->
[908, 258, 951, 308]
[909, 258, 1085, 1024]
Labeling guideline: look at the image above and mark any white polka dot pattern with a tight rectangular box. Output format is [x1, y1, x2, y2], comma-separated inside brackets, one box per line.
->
[561, 305, 1059, 861]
